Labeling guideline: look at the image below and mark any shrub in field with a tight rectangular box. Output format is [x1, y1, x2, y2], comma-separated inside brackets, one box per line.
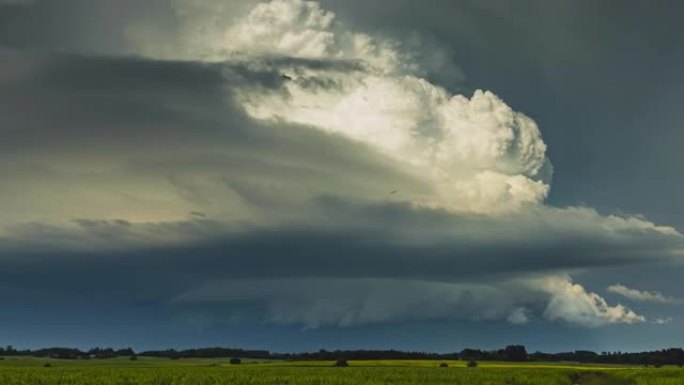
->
[467, 360, 478, 368]
[229, 357, 242, 365]
[43, 363, 51, 368]
[439, 363, 448, 367]
[334, 359, 348, 367]
[129, 356, 138, 361]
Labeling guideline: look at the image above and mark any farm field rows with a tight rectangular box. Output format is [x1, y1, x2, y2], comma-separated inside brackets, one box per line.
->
[1, 357, 683, 385]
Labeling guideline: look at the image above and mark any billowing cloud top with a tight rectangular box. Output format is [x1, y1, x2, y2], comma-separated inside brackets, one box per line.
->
[216, 0, 551, 214]
[0, 0, 683, 333]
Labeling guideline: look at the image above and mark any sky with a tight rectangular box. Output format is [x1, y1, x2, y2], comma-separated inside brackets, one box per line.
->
[1, 0, 684, 353]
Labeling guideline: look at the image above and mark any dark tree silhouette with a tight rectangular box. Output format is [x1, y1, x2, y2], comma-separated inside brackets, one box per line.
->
[503, 345, 528, 361]
[334, 359, 349, 367]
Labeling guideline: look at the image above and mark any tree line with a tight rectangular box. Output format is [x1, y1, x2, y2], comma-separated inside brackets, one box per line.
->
[2, 344, 684, 366]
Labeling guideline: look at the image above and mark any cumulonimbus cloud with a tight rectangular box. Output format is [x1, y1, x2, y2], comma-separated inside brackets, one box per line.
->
[536, 276, 645, 327]
[155, 0, 674, 327]
[0, 0, 681, 329]
[215, 0, 551, 215]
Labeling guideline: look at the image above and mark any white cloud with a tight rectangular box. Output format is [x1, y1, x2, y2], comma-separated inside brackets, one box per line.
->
[607, 284, 674, 304]
[653, 317, 673, 325]
[226, 0, 337, 60]
[218, 0, 551, 214]
[158, 0, 418, 74]
[534, 276, 645, 327]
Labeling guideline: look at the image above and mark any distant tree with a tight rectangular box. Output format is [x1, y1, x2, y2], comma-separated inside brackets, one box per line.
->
[87, 347, 117, 359]
[459, 349, 482, 361]
[130, 356, 138, 361]
[503, 345, 528, 361]
[229, 357, 242, 365]
[33, 347, 85, 360]
[43, 363, 52, 368]
[467, 360, 478, 368]
[12, 344, 684, 366]
[439, 363, 448, 368]
[334, 359, 348, 367]
[116, 348, 135, 356]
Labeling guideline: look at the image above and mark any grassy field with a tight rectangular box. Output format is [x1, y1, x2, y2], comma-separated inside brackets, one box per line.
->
[1, 356, 682, 385]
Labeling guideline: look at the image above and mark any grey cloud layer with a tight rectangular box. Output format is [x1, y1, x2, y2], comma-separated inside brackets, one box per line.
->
[1, 48, 682, 328]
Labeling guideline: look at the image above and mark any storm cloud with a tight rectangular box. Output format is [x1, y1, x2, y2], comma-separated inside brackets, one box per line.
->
[1, 0, 683, 347]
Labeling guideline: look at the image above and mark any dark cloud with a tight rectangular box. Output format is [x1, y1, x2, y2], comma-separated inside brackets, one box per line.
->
[0, 0, 177, 53]
[0, 48, 681, 330]
[1, 0, 684, 349]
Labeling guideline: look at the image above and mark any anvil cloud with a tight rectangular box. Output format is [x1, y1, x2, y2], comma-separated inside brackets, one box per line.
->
[1, 0, 683, 349]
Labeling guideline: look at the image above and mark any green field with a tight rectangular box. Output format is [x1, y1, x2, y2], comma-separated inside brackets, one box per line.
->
[1, 356, 682, 385]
